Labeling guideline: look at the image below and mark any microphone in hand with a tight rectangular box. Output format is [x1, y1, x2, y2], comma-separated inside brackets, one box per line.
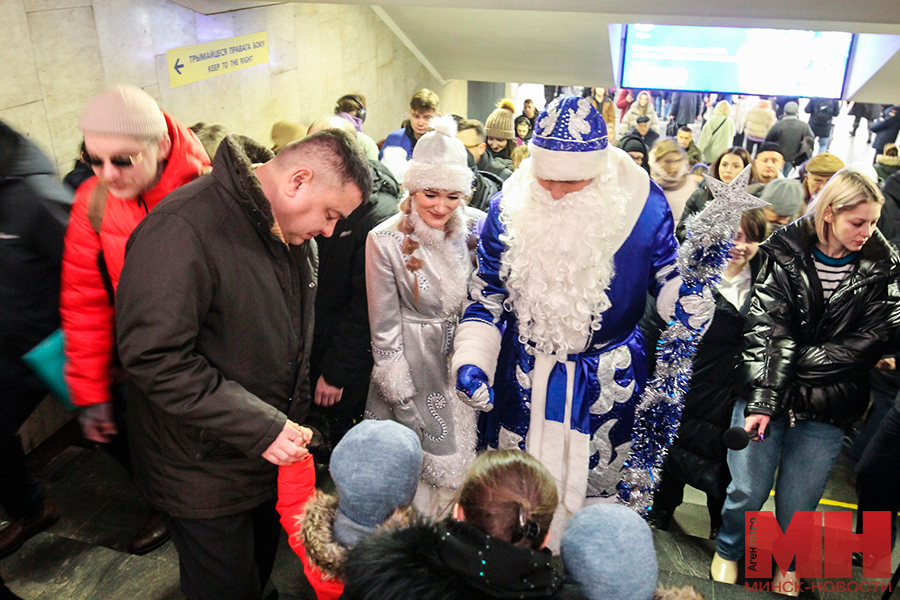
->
[723, 426, 750, 450]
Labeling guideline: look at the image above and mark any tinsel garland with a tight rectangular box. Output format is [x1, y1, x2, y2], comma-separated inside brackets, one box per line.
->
[618, 165, 768, 516]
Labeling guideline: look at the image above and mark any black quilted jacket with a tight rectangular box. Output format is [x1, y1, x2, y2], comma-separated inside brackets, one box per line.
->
[741, 215, 900, 426]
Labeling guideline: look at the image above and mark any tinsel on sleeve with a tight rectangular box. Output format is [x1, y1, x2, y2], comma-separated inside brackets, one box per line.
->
[618, 165, 768, 516]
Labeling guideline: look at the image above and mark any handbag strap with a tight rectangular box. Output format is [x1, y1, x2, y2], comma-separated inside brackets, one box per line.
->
[87, 182, 115, 307]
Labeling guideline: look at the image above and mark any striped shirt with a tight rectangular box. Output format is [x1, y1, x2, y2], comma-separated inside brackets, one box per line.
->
[812, 247, 857, 300]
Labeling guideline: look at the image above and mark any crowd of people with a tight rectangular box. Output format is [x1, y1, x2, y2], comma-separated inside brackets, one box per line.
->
[1, 81, 899, 600]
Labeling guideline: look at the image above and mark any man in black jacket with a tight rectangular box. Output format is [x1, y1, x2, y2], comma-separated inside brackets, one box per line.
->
[303, 117, 400, 455]
[0, 121, 72, 559]
[805, 98, 842, 155]
[116, 130, 372, 600]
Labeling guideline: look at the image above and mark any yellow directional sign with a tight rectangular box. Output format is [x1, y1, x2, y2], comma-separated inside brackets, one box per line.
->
[166, 31, 269, 88]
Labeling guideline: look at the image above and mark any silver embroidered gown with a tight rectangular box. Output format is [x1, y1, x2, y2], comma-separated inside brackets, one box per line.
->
[365, 205, 485, 495]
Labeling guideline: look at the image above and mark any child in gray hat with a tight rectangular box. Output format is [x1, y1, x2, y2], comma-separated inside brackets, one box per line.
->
[276, 419, 422, 600]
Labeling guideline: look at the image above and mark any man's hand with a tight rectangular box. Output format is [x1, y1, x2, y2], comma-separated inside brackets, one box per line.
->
[314, 375, 343, 407]
[876, 357, 896, 371]
[745, 414, 771, 441]
[79, 402, 118, 444]
[262, 420, 312, 466]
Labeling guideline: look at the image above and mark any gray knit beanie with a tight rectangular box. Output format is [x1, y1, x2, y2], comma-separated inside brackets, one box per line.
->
[78, 84, 167, 138]
[760, 178, 805, 217]
[561, 504, 658, 600]
[784, 101, 800, 116]
[330, 420, 423, 547]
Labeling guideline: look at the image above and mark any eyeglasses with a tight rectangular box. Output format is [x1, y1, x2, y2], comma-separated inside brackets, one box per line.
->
[81, 148, 145, 169]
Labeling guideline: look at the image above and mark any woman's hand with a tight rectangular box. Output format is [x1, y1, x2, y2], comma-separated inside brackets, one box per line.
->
[744, 414, 771, 441]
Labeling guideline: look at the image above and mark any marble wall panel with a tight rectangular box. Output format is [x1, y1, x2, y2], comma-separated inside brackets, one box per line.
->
[195, 11, 233, 43]
[93, 0, 157, 87]
[265, 3, 296, 75]
[23, 0, 90, 10]
[269, 69, 303, 126]
[236, 63, 274, 143]
[232, 4, 266, 35]
[28, 6, 105, 171]
[147, 0, 197, 56]
[0, 100, 56, 168]
[0, 0, 43, 111]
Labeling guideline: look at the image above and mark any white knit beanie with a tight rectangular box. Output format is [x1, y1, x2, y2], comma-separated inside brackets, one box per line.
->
[78, 84, 167, 138]
[403, 115, 473, 196]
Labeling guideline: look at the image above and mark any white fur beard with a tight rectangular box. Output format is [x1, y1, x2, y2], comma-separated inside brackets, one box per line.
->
[500, 166, 627, 356]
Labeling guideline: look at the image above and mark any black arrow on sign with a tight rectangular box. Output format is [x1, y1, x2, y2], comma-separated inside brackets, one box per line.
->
[174, 59, 184, 75]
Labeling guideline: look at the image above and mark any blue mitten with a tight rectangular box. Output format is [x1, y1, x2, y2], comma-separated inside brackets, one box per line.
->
[455, 364, 494, 411]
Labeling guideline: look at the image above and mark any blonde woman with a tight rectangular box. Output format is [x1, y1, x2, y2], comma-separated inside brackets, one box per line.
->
[711, 170, 900, 592]
[622, 90, 661, 133]
[365, 116, 485, 516]
[698, 101, 736, 165]
[648, 139, 698, 222]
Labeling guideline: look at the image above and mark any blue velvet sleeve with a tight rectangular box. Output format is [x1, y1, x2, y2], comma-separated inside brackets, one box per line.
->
[645, 184, 680, 297]
[461, 194, 508, 328]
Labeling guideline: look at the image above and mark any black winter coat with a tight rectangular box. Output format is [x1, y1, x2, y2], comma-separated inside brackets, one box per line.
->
[117, 135, 317, 519]
[0, 121, 72, 360]
[849, 102, 882, 121]
[670, 92, 703, 125]
[643, 256, 758, 498]
[871, 105, 900, 154]
[879, 172, 900, 247]
[805, 98, 841, 138]
[311, 160, 399, 396]
[741, 216, 900, 426]
[341, 518, 586, 600]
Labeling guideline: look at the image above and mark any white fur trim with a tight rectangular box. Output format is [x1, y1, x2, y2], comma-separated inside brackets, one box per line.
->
[371, 358, 416, 404]
[529, 143, 606, 181]
[404, 162, 473, 196]
[606, 145, 650, 252]
[657, 276, 682, 322]
[381, 146, 410, 182]
[451, 321, 502, 385]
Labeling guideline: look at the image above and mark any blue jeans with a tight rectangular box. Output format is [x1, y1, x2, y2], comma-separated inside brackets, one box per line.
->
[716, 399, 844, 561]
[816, 135, 831, 155]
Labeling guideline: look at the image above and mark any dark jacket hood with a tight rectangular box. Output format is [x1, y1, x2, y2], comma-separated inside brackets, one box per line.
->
[0, 122, 58, 181]
[370, 158, 400, 202]
[341, 518, 564, 600]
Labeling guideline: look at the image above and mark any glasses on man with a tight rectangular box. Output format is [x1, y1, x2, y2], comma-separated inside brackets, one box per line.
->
[81, 148, 145, 169]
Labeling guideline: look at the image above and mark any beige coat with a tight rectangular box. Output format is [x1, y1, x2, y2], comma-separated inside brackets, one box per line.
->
[744, 106, 777, 140]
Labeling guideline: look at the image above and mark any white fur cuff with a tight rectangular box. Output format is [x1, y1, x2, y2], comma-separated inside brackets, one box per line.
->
[529, 143, 606, 182]
[451, 321, 502, 385]
[657, 276, 682, 322]
[371, 358, 416, 404]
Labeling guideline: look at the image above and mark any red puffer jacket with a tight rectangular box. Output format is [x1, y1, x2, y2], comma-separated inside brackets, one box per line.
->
[60, 114, 210, 407]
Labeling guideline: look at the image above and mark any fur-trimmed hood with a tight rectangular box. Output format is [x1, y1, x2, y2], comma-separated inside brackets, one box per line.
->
[211, 133, 280, 242]
[300, 490, 415, 580]
[340, 518, 571, 600]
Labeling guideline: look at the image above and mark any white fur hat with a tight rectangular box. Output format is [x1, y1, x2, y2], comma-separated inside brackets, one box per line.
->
[403, 115, 473, 196]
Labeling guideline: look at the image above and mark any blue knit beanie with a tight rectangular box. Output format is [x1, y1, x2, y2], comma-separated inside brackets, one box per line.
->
[561, 504, 658, 600]
[330, 420, 423, 547]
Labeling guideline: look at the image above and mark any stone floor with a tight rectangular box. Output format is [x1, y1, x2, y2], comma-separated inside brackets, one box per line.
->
[3, 414, 897, 600]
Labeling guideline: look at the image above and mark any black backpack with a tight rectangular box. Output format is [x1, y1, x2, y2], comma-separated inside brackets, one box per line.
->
[810, 101, 833, 126]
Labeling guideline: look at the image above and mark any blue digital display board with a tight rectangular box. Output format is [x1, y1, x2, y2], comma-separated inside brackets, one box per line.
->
[621, 24, 853, 98]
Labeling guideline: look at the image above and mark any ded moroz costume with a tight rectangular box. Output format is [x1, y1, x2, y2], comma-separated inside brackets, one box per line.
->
[451, 95, 732, 546]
